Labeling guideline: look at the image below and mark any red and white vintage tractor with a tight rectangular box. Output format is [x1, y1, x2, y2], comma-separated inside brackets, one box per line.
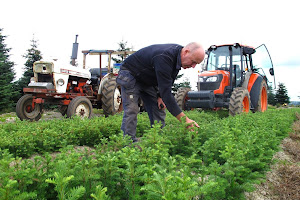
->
[16, 36, 135, 121]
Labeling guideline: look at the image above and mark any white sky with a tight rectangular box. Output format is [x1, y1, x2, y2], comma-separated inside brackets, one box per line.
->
[2, 0, 300, 101]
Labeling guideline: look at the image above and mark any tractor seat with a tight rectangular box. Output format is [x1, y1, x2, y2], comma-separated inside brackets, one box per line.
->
[89, 68, 108, 84]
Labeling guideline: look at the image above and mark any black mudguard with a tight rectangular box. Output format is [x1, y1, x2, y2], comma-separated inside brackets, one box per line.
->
[249, 76, 263, 110]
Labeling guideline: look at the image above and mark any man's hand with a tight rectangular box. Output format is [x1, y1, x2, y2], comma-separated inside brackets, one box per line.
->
[185, 117, 200, 130]
[176, 112, 199, 130]
[157, 97, 166, 109]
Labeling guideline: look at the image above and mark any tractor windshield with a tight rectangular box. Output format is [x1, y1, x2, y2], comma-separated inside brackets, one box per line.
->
[252, 44, 275, 88]
[207, 46, 242, 72]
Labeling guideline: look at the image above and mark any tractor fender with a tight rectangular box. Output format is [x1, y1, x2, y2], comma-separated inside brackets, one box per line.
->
[247, 74, 263, 109]
[98, 73, 114, 95]
[242, 72, 251, 89]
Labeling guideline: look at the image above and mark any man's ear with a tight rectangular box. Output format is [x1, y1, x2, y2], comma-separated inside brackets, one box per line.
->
[183, 49, 189, 56]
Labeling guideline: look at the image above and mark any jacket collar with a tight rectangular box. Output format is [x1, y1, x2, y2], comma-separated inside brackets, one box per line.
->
[176, 46, 183, 70]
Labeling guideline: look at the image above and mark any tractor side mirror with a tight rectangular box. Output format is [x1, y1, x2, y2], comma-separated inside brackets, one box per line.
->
[269, 68, 274, 76]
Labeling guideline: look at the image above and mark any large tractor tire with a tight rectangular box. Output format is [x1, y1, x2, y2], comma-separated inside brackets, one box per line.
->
[16, 94, 43, 121]
[253, 80, 268, 112]
[67, 96, 92, 118]
[175, 87, 191, 111]
[229, 87, 251, 116]
[101, 76, 122, 116]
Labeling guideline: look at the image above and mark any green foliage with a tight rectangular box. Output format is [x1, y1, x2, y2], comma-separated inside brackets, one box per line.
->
[172, 73, 191, 93]
[0, 28, 17, 113]
[91, 185, 111, 200]
[141, 158, 200, 200]
[112, 39, 132, 64]
[0, 149, 37, 200]
[275, 82, 290, 105]
[45, 160, 86, 200]
[267, 85, 276, 106]
[0, 115, 127, 157]
[0, 112, 15, 122]
[0, 108, 299, 199]
[14, 36, 42, 102]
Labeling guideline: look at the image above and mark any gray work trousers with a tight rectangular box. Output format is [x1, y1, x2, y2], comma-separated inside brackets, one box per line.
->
[117, 69, 166, 142]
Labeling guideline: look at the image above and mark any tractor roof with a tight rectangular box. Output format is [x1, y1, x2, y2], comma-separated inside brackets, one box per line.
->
[211, 43, 254, 49]
[208, 43, 255, 55]
[82, 50, 136, 55]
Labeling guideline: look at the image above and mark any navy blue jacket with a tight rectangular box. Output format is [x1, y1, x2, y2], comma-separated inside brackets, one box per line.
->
[122, 44, 183, 117]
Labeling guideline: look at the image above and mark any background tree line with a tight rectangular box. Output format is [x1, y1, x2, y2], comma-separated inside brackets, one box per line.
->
[0, 28, 294, 114]
[268, 83, 291, 106]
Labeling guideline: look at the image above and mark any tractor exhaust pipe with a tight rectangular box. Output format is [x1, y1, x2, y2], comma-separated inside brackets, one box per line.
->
[71, 34, 79, 66]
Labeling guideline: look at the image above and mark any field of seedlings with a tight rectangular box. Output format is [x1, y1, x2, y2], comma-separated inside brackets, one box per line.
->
[1, 107, 300, 200]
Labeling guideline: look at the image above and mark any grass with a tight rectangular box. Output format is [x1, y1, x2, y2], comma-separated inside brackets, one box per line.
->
[0, 112, 16, 122]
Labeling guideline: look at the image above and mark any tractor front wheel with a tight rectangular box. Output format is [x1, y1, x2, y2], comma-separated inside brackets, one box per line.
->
[67, 96, 92, 118]
[229, 87, 251, 116]
[16, 94, 43, 121]
[253, 80, 268, 112]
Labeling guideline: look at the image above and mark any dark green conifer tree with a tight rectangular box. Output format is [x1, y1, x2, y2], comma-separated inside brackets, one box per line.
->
[15, 36, 42, 99]
[274, 82, 290, 105]
[0, 28, 17, 112]
[172, 73, 191, 94]
[112, 40, 132, 63]
[267, 85, 276, 106]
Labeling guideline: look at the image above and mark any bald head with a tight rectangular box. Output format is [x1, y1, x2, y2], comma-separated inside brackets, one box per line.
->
[181, 42, 205, 69]
[185, 42, 203, 52]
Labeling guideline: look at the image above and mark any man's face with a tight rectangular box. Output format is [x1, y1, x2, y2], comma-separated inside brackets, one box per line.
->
[181, 48, 204, 69]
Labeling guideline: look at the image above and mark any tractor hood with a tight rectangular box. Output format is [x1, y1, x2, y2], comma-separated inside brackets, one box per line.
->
[53, 61, 91, 79]
[200, 70, 229, 77]
[198, 70, 230, 94]
[34, 61, 91, 79]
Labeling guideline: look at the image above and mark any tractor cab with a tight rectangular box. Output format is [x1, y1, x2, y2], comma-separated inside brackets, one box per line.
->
[202, 43, 275, 92]
[202, 44, 254, 92]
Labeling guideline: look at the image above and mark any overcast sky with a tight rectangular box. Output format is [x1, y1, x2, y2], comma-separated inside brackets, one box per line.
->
[2, 0, 300, 101]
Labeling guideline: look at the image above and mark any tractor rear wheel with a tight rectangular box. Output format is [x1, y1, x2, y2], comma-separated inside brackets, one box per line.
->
[253, 80, 268, 112]
[67, 96, 92, 118]
[101, 76, 122, 116]
[229, 87, 251, 116]
[16, 94, 43, 121]
[175, 87, 191, 111]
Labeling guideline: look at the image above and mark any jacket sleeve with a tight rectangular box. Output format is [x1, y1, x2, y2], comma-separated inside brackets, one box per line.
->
[153, 56, 182, 117]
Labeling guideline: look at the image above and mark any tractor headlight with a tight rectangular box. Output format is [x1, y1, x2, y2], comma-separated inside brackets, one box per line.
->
[30, 77, 35, 83]
[206, 76, 218, 82]
[57, 79, 65, 86]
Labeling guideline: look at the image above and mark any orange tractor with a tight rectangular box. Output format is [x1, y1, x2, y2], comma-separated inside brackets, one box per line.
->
[175, 43, 275, 115]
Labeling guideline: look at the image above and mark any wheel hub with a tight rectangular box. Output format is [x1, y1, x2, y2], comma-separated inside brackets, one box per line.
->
[26, 105, 33, 113]
[114, 88, 121, 111]
[76, 104, 89, 118]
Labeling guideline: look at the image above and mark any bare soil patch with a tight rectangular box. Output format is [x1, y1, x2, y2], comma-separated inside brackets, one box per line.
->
[0, 109, 103, 123]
